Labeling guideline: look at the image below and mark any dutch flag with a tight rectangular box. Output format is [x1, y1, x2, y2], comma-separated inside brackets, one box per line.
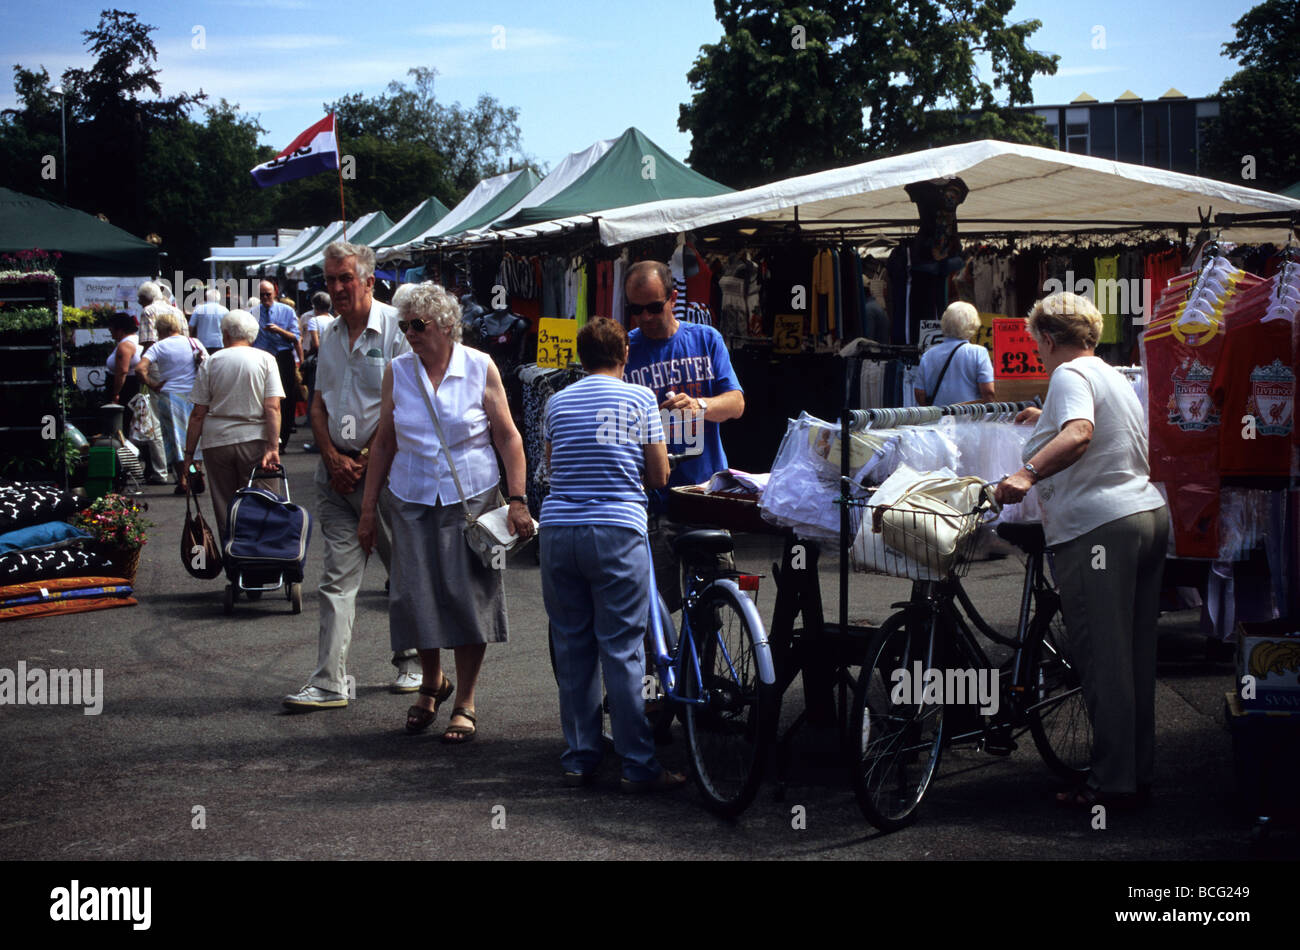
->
[250, 113, 340, 188]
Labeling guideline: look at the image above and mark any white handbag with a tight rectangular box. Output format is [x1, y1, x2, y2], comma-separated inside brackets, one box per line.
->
[415, 370, 536, 569]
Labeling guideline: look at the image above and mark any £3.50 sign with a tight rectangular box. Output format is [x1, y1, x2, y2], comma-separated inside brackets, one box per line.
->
[537, 318, 577, 369]
[993, 318, 1047, 379]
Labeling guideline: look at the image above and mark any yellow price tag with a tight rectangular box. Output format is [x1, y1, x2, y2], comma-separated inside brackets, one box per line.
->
[773, 314, 804, 354]
[537, 318, 578, 369]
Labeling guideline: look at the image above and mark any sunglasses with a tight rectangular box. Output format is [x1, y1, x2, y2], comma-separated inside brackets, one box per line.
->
[625, 300, 668, 317]
[398, 319, 430, 334]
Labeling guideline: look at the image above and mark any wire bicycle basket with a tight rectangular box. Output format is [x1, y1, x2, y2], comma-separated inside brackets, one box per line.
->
[847, 492, 990, 581]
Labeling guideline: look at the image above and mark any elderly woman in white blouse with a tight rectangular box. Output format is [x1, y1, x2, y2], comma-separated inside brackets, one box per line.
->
[137, 309, 207, 493]
[358, 282, 533, 744]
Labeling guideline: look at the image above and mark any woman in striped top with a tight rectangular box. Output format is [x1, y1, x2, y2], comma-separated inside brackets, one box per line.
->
[540, 317, 684, 793]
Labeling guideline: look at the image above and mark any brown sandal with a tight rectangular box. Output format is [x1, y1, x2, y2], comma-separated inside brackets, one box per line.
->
[405, 675, 454, 734]
[441, 707, 477, 744]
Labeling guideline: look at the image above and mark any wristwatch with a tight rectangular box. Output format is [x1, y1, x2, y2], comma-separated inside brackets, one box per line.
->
[1023, 461, 1041, 482]
[358, 447, 370, 459]
[507, 495, 526, 505]
[697, 398, 709, 415]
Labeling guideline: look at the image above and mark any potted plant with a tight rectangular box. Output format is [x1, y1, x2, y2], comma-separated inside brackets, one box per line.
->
[76, 493, 152, 581]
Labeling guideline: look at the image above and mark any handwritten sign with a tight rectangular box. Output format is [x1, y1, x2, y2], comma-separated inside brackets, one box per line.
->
[993, 318, 1046, 379]
[918, 320, 942, 352]
[536, 318, 577, 369]
[773, 314, 804, 354]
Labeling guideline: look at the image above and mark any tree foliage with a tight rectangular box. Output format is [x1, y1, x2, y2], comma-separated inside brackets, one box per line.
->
[1202, 0, 1299, 192]
[679, 0, 1059, 187]
[0, 12, 535, 277]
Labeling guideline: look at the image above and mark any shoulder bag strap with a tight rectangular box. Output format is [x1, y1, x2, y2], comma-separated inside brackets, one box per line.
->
[928, 341, 967, 405]
[412, 360, 475, 525]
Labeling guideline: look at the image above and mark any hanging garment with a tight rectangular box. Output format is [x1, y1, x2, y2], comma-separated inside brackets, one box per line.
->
[575, 265, 589, 328]
[1094, 254, 1121, 343]
[812, 248, 836, 336]
[595, 260, 615, 318]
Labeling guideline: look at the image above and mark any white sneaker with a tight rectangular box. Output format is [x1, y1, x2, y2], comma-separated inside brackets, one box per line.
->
[391, 670, 423, 694]
[282, 684, 348, 709]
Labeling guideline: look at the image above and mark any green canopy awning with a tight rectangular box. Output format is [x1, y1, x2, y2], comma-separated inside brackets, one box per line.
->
[435, 169, 542, 239]
[286, 211, 395, 276]
[494, 128, 732, 229]
[0, 187, 158, 274]
[373, 197, 451, 254]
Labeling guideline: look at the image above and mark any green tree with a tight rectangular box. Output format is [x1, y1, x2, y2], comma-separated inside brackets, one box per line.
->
[327, 67, 538, 203]
[679, 0, 1059, 187]
[1202, 0, 1299, 191]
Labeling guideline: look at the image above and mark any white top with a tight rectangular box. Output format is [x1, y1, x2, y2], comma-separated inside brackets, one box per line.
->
[146, 334, 209, 394]
[314, 299, 410, 452]
[388, 345, 499, 506]
[306, 315, 335, 352]
[1023, 355, 1166, 546]
[189, 346, 285, 449]
[106, 334, 142, 374]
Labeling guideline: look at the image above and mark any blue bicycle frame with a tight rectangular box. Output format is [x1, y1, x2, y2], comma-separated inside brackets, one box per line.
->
[644, 539, 776, 704]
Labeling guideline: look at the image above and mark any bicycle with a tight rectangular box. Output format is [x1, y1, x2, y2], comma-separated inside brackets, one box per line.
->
[848, 486, 1092, 831]
[546, 527, 778, 817]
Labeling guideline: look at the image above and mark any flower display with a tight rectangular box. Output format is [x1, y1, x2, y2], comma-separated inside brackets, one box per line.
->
[76, 493, 152, 552]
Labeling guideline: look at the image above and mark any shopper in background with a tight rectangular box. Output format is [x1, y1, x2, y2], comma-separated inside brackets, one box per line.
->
[104, 310, 167, 484]
[995, 291, 1168, 810]
[183, 310, 284, 541]
[300, 291, 334, 454]
[189, 288, 228, 353]
[136, 310, 208, 494]
[914, 301, 994, 406]
[252, 279, 300, 452]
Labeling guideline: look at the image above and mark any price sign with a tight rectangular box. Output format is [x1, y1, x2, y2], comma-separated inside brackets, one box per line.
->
[918, 320, 942, 352]
[773, 314, 804, 354]
[536, 318, 577, 369]
[993, 318, 1046, 379]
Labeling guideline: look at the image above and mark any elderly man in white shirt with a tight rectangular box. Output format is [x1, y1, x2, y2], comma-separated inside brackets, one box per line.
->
[283, 242, 419, 709]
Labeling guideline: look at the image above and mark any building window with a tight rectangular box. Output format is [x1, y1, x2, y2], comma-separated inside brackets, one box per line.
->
[1035, 108, 1060, 147]
[1066, 107, 1090, 154]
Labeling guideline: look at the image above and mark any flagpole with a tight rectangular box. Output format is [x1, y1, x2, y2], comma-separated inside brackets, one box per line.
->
[334, 112, 347, 241]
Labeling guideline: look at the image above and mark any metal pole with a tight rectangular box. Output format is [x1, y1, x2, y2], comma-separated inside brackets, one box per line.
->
[59, 92, 67, 203]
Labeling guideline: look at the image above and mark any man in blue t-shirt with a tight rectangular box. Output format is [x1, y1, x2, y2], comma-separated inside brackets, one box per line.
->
[624, 260, 744, 611]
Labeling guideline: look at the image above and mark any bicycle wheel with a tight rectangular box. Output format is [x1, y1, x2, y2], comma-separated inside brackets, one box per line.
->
[683, 584, 771, 817]
[852, 611, 944, 831]
[1025, 591, 1092, 782]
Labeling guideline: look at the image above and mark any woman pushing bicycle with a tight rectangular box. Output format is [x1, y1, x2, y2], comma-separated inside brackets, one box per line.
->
[994, 292, 1169, 810]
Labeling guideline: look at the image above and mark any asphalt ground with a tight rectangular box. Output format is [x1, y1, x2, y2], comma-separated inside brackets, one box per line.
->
[0, 430, 1291, 870]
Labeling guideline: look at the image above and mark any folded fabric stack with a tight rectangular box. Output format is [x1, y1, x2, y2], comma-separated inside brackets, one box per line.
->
[0, 575, 136, 622]
[0, 483, 136, 621]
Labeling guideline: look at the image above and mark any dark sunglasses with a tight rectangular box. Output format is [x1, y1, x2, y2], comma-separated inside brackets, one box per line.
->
[398, 319, 430, 334]
[625, 300, 668, 317]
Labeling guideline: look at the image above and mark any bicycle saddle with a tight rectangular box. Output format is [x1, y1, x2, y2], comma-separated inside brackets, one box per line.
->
[995, 522, 1046, 555]
[671, 529, 734, 559]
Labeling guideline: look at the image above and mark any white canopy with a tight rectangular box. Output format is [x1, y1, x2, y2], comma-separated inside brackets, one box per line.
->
[457, 137, 616, 240]
[254, 225, 323, 273]
[485, 140, 1300, 247]
[377, 169, 529, 261]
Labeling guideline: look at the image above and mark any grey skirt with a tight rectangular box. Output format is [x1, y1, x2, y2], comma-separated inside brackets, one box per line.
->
[387, 486, 508, 651]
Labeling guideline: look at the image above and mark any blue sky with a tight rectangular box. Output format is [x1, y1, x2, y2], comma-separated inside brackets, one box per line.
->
[0, 0, 1259, 171]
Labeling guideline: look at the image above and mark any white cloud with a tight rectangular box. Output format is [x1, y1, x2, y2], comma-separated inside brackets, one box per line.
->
[1054, 65, 1128, 78]
[412, 22, 569, 51]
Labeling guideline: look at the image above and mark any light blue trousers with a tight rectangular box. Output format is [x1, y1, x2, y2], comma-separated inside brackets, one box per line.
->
[541, 524, 661, 783]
